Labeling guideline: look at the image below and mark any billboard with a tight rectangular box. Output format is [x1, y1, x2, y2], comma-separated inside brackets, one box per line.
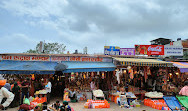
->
[120, 48, 135, 55]
[104, 46, 120, 55]
[135, 45, 164, 55]
[164, 45, 183, 56]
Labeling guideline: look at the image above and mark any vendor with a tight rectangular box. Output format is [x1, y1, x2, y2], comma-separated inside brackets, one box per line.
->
[69, 88, 77, 102]
[90, 79, 96, 99]
[120, 87, 126, 95]
[179, 81, 188, 96]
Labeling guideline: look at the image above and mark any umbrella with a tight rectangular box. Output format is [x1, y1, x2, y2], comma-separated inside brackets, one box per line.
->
[54, 63, 68, 71]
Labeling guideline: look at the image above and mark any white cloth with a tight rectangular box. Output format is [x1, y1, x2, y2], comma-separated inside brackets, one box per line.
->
[69, 90, 76, 97]
[90, 82, 95, 90]
[45, 82, 52, 93]
[0, 87, 14, 107]
[116, 71, 120, 84]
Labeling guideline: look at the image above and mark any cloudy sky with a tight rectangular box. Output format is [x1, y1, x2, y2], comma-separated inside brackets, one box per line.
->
[0, 0, 188, 54]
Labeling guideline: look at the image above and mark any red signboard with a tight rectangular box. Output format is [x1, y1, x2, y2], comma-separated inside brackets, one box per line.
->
[135, 45, 164, 55]
[1, 55, 50, 61]
[0, 55, 112, 62]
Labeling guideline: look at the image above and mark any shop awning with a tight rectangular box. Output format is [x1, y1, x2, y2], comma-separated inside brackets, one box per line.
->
[62, 61, 115, 73]
[170, 62, 188, 73]
[0, 60, 115, 74]
[114, 57, 173, 67]
[0, 60, 56, 74]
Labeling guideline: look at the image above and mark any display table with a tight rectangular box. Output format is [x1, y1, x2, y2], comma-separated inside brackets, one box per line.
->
[109, 92, 137, 104]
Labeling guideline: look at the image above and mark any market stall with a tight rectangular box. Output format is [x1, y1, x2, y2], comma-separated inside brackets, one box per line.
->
[0, 54, 116, 101]
[112, 57, 173, 100]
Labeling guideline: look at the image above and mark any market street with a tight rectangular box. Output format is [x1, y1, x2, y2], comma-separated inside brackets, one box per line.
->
[7, 100, 160, 111]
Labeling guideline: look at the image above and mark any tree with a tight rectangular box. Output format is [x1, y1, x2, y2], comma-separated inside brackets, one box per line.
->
[25, 42, 66, 54]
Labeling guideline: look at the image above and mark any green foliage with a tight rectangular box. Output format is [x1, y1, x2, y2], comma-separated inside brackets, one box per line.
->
[25, 42, 66, 54]
[26, 49, 38, 53]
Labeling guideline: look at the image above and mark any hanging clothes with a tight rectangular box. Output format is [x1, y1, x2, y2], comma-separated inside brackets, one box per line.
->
[115, 71, 120, 84]
[130, 69, 134, 79]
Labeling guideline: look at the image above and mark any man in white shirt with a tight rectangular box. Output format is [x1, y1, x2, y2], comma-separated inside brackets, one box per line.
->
[0, 79, 14, 110]
[45, 79, 52, 104]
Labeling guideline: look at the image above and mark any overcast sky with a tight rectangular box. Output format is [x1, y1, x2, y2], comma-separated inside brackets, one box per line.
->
[0, 0, 188, 54]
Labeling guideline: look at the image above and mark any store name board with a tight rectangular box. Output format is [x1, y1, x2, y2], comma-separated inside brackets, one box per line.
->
[135, 45, 164, 55]
[104, 46, 120, 55]
[0, 55, 112, 62]
[51, 56, 111, 62]
[1, 55, 50, 61]
[164, 45, 183, 56]
[120, 48, 135, 55]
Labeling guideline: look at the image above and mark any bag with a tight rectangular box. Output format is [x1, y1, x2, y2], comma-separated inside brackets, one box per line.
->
[23, 98, 30, 105]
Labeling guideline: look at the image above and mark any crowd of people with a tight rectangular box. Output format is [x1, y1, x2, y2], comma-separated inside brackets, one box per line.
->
[0, 75, 187, 110]
[0, 76, 52, 110]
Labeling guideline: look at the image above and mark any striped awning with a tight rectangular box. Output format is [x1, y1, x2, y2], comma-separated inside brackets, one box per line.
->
[170, 62, 188, 73]
[114, 58, 173, 67]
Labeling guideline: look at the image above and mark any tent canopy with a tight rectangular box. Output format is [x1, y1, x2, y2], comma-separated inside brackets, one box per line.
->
[114, 57, 173, 67]
[0, 60, 115, 74]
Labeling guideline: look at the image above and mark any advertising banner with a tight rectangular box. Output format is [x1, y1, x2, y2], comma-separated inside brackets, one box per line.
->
[120, 48, 135, 55]
[135, 45, 164, 55]
[164, 45, 183, 56]
[0, 55, 113, 62]
[104, 46, 120, 55]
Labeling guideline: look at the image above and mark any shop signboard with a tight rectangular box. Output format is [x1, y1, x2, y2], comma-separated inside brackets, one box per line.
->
[135, 45, 164, 55]
[104, 46, 120, 55]
[0, 55, 50, 61]
[51, 56, 113, 62]
[164, 45, 183, 56]
[120, 48, 135, 55]
[0, 55, 113, 62]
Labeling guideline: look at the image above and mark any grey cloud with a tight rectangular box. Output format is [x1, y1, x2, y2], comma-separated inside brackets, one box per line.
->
[0, 33, 37, 53]
[0, 0, 188, 54]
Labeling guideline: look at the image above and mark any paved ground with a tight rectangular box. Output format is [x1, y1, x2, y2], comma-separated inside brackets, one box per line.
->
[7, 99, 160, 111]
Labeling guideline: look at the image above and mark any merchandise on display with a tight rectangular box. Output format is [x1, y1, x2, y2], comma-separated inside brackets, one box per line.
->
[144, 99, 169, 110]
[145, 92, 164, 98]
[84, 99, 110, 109]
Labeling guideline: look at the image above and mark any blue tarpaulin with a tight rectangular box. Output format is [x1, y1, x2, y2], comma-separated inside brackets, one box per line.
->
[0, 60, 115, 74]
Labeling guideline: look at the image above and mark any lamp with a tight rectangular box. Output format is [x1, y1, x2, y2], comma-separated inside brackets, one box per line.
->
[123, 70, 127, 74]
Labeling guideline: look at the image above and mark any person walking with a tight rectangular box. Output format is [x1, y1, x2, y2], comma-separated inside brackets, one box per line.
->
[45, 79, 52, 104]
[0, 79, 14, 110]
[21, 78, 30, 104]
[11, 82, 20, 107]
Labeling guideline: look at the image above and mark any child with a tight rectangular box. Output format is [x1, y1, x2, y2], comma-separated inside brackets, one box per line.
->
[52, 101, 60, 110]
[59, 101, 71, 111]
